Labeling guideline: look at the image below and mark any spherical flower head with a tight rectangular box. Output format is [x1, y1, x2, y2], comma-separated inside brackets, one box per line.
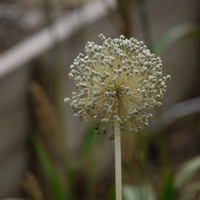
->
[65, 34, 171, 138]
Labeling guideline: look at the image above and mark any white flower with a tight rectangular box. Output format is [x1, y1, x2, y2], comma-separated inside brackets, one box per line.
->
[65, 34, 170, 137]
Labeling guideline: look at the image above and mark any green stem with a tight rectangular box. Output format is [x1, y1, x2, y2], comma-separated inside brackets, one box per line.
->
[114, 121, 122, 200]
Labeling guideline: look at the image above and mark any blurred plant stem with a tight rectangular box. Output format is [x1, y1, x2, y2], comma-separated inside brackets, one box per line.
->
[32, 134, 66, 200]
[23, 173, 44, 200]
[114, 121, 122, 200]
[153, 108, 173, 200]
[136, 0, 154, 51]
[117, 0, 133, 37]
[136, 1, 173, 196]
[42, 0, 68, 169]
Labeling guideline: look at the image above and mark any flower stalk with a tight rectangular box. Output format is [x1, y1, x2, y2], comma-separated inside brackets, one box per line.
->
[114, 121, 122, 200]
[64, 34, 171, 200]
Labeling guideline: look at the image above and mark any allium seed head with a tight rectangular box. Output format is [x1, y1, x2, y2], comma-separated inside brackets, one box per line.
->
[65, 34, 170, 138]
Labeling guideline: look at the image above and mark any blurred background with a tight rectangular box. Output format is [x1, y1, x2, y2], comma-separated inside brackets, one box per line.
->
[0, 0, 200, 199]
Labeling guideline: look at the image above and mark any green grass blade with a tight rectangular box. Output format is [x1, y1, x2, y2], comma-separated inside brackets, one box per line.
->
[161, 173, 177, 200]
[123, 184, 156, 200]
[32, 134, 65, 200]
[175, 156, 200, 189]
[153, 22, 200, 54]
[107, 184, 116, 200]
[78, 123, 96, 160]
